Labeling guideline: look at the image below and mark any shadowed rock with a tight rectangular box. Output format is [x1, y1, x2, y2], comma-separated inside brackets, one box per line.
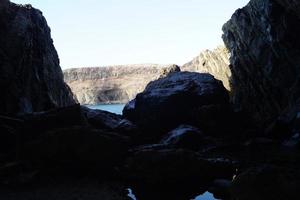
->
[123, 72, 230, 141]
[223, 0, 300, 128]
[0, 1, 76, 115]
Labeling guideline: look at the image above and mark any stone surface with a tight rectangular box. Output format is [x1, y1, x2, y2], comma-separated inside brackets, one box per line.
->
[26, 126, 130, 173]
[123, 72, 230, 140]
[182, 46, 231, 90]
[222, 0, 300, 127]
[63, 64, 180, 105]
[160, 125, 213, 151]
[231, 165, 300, 200]
[0, 1, 76, 115]
[125, 147, 235, 186]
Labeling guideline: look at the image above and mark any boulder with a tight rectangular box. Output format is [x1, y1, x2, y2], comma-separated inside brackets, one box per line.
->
[19, 104, 87, 140]
[24, 126, 130, 174]
[222, 0, 300, 128]
[123, 72, 230, 140]
[160, 125, 215, 151]
[124, 147, 236, 195]
[231, 165, 300, 200]
[0, 1, 76, 115]
[81, 106, 138, 138]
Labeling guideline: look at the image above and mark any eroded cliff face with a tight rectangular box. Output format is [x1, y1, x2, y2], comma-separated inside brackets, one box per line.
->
[63, 64, 180, 105]
[0, 1, 76, 114]
[181, 46, 231, 90]
[222, 0, 300, 126]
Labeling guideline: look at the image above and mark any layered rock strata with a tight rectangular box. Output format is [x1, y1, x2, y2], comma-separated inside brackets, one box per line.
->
[182, 46, 231, 90]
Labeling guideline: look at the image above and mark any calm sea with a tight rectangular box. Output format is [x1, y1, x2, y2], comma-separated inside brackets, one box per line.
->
[86, 104, 125, 115]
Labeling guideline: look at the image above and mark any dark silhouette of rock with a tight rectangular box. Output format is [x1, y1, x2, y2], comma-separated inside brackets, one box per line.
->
[81, 106, 138, 137]
[19, 104, 87, 140]
[123, 72, 231, 140]
[125, 147, 236, 187]
[223, 0, 300, 128]
[231, 165, 300, 200]
[0, 1, 76, 115]
[25, 126, 130, 174]
[160, 125, 215, 151]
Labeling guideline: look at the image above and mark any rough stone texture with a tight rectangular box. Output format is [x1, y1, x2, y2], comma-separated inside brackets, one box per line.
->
[182, 46, 231, 90]
[0, 1, 76, 115]
[123, 72, 230, 140]
[222, 0, 300, 126]
[63, 64, 180, 105]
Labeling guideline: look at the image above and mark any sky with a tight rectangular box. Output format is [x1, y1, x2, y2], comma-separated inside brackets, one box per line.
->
[12, 0, 249, 69]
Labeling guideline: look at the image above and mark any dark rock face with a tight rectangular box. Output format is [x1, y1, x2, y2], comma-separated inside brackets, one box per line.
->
[222, 0, 300, 127]
[0, 1, 76, 115]
[160, 125, 213, 151]
[231, 165, 300, 200]
[125, 147, 235, 187]
[123, 72, 230, 140]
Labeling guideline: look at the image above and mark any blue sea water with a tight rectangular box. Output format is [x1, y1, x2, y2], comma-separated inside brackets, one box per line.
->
[86, 104, 125, 115]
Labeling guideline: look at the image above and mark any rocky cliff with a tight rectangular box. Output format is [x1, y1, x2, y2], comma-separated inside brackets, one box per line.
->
[63, 64, 180, 105]
[0, 0, 76, 115]
[222, 0, 300, 126]
[182, 46, 231, 90]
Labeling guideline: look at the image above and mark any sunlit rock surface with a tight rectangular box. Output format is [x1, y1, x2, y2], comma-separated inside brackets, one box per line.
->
[182, 46, 231, 90]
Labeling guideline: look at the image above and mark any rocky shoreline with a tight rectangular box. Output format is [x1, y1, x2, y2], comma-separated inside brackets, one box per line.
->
[1, 0, 300, 200]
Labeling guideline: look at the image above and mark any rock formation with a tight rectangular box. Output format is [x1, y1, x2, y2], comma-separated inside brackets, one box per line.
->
[63, 64, 180, 105]
[2, 0, 300, 199]
[123, 71, 236, 141]
[223, 0, 300, 126]
[0, 1, 76, 115]
[182, 46, 231, 90]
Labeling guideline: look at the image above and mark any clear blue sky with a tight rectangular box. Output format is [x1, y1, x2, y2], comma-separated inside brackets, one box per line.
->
[12, 0, 249, 69]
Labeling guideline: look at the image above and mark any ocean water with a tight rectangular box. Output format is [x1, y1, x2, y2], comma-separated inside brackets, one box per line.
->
[86, 104, 125, 115]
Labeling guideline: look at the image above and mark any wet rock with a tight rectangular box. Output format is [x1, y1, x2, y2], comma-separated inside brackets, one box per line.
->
[0, 1, 76, 115]
[123, 72, 230, 141]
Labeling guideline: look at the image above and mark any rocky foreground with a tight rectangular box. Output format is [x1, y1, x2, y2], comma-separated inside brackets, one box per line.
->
[1, 0, 300, 200]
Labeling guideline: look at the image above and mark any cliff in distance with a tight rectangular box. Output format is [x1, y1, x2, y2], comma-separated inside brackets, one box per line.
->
[182, 46, 231, 90]
[63, 64, 180, 105]
[64, 47, 231, 105]
[0, 0, 76, 114]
